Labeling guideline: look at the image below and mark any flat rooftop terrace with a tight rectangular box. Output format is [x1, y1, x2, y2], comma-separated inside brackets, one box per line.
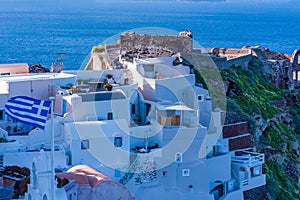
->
[0, 73, 76, 82]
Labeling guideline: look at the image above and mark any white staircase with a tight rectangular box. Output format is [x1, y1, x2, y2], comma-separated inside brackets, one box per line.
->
[0, 155, 3, 168]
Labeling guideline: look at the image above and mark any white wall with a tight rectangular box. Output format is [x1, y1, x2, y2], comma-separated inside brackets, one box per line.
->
[182, 80, 211, 124]
[31, 80, 51, 99]
[66, 95, 131, 126]
[0, 81, 9, 95]
[9, 81, 31, 98]
[0, 75, 76, 108]
[64, 120, 131, 175]
[0, 94, 9, 110]
[176, 162, 210, 194]
[155, 64, 189, 78]
[157, 161, 211, 195]
[155, 75, 195, 103]
[6, 119, 64, 150]
[206, 154, 231, 182]
[129, 124, 162, 149]
[161, 126, 206, 163]
[0, 141, 22, 155]
[64, 70, 124, 85]
[4, 150, 67, 169]
[117, 83, 138, 98]
[51, 76, 76, 87]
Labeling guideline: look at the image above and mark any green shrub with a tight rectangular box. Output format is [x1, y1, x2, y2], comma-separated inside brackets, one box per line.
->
[264, 160, 300, 200]
[222, 67, 284, 119]
[92, 45, 105, 53]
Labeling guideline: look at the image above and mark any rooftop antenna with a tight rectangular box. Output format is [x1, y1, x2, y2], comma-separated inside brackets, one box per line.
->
[50, 52, 66, 73]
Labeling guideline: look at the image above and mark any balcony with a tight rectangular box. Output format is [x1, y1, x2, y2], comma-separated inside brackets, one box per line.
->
[232, 151, 264, 168]
[231, 151, 265, 190]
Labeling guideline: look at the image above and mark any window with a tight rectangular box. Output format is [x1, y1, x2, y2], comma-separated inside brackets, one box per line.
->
[1, 72, 10, 75]
[175, 152, 183, 163]
[182, 169, 190, 177]
[239, 167, 245, 172]
[131, 104, 136, 114]
[115, 169, 121, 177]
[81, 140, 89, 150]
[251, 166, 261, 177]
[68, 194, 72, 200]
[198, 94, 204, 102]
[146, 104, 151, 115]
[32, 162, 37, 189]
[0, 110, 4, 122]
[107, 112, 113, 120]
[114, 137, 123, 147]
[293, 71, 297, 80]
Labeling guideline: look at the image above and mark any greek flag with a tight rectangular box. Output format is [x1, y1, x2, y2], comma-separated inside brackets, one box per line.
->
[5, 96, 51, 130]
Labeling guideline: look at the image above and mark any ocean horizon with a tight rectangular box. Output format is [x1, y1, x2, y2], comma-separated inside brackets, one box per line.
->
[0, 0, 299, 70]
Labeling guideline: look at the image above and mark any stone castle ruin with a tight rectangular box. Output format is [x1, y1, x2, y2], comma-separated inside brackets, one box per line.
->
[209, 47, 253, 69]
[291, 50, 300, 82]
[85, 30, 300, 90]
[208, 46, 300, 90]
[119, 31, 193, 61]
[85, 30, 193, 70]
[255, 48, 300, 89]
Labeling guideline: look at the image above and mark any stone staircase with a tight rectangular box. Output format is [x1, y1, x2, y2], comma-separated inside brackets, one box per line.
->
[0, 155, 3, 168]
[119, 157, 139, 185]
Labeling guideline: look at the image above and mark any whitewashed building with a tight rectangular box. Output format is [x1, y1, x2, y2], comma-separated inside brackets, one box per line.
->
[0, 53, 265, 199]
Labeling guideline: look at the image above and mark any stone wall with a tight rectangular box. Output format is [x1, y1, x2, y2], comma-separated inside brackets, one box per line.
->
[223, 54, 253, 69]
[106, 43, 120, 49]
[210, 47, 300, 90]
[210, 54, 253, 70]
[229, 135, 252, 151]
[290, 50, 300, 88]
[211, 48, 250, 56]
[223, 122, 253, 151]
[223, 122, 248, 138]
[120, 32, 193, 55]
[291, 49, 300, 65]
[209, 47, 253, 70]
[243, 185, 266, 200]
[261, 59, 292, 89]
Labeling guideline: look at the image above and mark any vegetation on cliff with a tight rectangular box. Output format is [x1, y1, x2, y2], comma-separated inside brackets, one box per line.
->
[222, 66, 284, 117]
[194, 56, 300, 199]
[219, 61, 300, 199]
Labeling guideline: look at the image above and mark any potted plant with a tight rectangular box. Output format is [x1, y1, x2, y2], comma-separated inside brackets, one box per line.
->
[104, 83, 113, 91]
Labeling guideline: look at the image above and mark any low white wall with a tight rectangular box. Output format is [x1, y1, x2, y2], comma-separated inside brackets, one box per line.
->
[4, 150, 67, 169]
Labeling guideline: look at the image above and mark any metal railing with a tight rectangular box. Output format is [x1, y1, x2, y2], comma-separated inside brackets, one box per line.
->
[119, 157, 139, 185]
[232, 151, 264, 167]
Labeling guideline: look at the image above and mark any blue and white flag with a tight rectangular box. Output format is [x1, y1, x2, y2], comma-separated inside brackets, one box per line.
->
[5, 96, 51, 130]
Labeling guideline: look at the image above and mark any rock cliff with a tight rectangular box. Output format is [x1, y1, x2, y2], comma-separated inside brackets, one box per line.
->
[215, 59, 300, 199]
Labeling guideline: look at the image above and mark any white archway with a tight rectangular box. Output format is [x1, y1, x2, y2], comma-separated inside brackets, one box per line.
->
[42, 194, 48, 200]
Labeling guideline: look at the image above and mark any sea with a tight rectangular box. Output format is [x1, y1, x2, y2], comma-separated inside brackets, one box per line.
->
[0, 0, 300, 70]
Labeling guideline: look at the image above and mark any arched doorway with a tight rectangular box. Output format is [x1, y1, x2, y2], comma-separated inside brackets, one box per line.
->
[42, 194, 48, 200]
[210, 180, 224, 200]
[32, 162, 37, 189]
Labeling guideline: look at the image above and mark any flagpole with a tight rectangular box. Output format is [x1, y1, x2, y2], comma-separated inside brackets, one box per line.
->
[49, 97, 55, 200]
